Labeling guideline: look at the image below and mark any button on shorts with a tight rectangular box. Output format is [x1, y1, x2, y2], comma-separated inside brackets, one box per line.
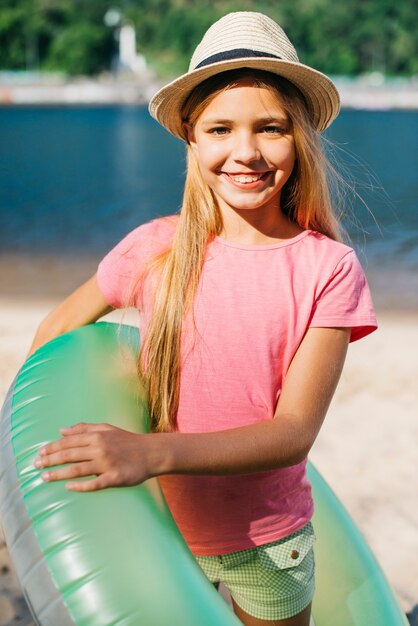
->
[195, 522, 316, 621]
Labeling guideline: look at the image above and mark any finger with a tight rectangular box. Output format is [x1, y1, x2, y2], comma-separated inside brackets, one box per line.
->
[39, 433, 96, 456]
[35, 447, 94, 469]
[41, 461, 95, 483]
[60, 423, 113, 435]
[66, 475, 110, 492]
[59, 422, 90, 435]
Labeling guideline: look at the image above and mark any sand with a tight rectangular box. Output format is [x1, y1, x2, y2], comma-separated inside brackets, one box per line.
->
[0, 296, 417, 625]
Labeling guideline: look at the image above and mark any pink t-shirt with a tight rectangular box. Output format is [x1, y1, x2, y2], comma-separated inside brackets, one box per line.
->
[96, 216, 377, 555]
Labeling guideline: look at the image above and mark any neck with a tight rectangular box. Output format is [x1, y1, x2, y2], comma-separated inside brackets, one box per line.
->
[219, 204, 303, 245]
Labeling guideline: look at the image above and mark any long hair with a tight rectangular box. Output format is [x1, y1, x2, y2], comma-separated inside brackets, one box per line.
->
[137, 68, 343, 432]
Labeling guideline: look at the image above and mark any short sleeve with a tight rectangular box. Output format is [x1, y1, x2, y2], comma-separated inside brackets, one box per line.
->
[309, 250, 377, 342]
[96, 217, 176, 309]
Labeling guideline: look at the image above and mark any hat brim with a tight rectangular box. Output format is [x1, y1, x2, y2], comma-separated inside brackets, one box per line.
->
[148, 57, 340, 138]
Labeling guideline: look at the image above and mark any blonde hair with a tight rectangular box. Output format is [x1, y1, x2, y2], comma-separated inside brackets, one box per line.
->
[137, 68, 343, 432]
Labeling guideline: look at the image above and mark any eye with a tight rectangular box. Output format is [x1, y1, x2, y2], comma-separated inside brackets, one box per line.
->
[208, 127, 229, 136]
[261, 125, 287, 135]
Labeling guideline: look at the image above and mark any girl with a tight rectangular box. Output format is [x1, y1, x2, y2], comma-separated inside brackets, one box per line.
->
[30, 12, 377, 626]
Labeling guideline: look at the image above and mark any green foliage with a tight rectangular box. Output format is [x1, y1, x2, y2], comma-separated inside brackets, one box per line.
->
[0, 0, 115, 75]
[0, 0, 416, 77]
[44, 22, 114, 75]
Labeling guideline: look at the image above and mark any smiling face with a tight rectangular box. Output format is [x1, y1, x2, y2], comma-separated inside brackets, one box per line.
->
[184, 80, 296, 220]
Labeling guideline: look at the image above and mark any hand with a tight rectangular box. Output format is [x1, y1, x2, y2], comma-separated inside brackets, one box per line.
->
[34, 422, 152, 492]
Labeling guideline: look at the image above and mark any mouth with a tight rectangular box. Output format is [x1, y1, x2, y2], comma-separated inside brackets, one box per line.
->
[220, 171, 273, 190]
[224, 172, 271, 184]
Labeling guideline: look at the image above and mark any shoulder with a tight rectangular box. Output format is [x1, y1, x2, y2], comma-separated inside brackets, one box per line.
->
[143, 214, 179, 238]
[107, 214, 179, 260]
[298, 231, 372, 300]
[124, 214, 178, 247]
[303, 231, 356, 265]
[301, 231, 367, 280]
[97, 214, 178, 275]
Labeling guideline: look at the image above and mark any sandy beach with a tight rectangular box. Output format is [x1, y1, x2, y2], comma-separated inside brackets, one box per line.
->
[0, 296, 417, 625]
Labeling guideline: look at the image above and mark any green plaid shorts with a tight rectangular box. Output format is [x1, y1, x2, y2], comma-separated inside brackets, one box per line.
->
[195, 522, 315, 621]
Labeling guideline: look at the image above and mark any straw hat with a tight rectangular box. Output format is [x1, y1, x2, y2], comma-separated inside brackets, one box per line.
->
[148, 11, 340, 139]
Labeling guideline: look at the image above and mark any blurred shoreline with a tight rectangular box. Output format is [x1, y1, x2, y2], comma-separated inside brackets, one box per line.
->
[1, 72, 418, 110]
[1, 251, 417, 312]
[0, 71, 163, 107]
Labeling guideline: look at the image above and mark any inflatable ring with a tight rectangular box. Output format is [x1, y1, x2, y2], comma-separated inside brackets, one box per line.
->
[0, 322, 408, 625]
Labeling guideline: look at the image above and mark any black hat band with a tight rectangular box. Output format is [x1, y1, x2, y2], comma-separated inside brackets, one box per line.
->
[195, 48, 282, 69]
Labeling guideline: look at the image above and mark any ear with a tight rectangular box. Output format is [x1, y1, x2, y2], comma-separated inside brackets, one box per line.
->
[182, 122, 196, 146]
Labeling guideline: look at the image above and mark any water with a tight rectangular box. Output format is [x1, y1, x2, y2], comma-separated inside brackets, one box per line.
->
[0, 106, 185, 255]
[0, 105, 417, 308]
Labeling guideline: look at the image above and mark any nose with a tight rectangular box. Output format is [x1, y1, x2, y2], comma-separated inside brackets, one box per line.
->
[231, 131, 261, 163]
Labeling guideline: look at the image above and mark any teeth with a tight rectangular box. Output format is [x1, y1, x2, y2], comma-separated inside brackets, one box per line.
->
[229, 174, 264, 183]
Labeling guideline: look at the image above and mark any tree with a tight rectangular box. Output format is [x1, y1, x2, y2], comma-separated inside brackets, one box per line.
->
[0, 0, 416, 77]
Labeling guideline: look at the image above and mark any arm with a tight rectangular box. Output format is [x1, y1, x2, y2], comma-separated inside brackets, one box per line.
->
[27, 274, 113, 358]
[35, 326, 350, 490]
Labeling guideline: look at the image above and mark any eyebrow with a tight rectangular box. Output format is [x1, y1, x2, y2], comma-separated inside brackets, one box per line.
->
[201, 116, 288, 126]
